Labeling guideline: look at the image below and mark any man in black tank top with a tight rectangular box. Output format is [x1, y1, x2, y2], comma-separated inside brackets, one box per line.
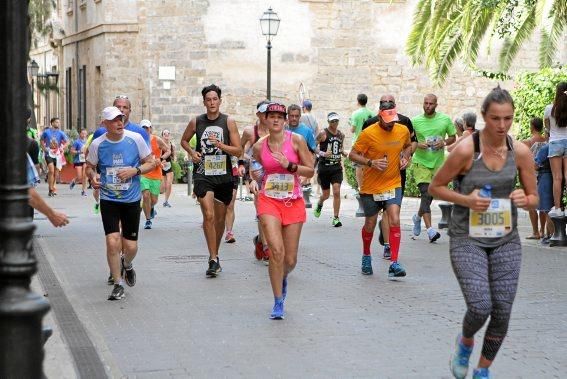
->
[181, 84, 242, 277]
[313, 112, 346, 227]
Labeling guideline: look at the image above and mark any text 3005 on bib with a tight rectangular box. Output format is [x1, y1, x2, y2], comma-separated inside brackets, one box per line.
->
[469, 199, 512, 238]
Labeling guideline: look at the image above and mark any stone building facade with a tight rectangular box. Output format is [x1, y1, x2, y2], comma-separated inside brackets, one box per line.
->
[31, 0, 566, 147]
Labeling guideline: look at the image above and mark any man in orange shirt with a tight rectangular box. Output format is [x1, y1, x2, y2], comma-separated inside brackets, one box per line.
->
[140, 120, 171, 229]
[349, 108, 412, 278]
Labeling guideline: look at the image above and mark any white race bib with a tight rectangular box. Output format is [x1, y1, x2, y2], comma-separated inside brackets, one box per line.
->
[79, 153, 86, 163]
[204, 155, 227, 176]
[469, 199, 512, 238]
[105, 167, 132, 191]
[264, 174, 295, 199]
[373, 189, 395, 202]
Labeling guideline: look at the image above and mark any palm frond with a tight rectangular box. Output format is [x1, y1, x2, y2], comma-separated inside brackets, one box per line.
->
[463, 5, 494, 66]
[499, 5, 538, 71]
[539, 0, 567, 67]
[406, 0, 434, 64]
[432, 31, 464, 84]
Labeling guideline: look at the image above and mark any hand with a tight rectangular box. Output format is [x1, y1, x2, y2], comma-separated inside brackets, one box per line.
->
[90, 175, 101, 189]
[370, 157, 388, 171]
[433, 140, 445, 150]
[400, 155, 411, 170]
[250, 168, 263, 181]
[238, 164, 246, 177]
[467, 189, 491, 211]
[271, 152, 289, 169]
[47, 210, 69, 228]
[117, 167, 136, 181]
[248, 180, 259, 195]
[417, 142, 429, 150]
[191, 151, 202, 164]
[208, 135, 222, 149]
[510, 189, 529, 209]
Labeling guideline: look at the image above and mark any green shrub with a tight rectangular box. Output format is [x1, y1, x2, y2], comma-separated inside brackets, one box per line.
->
[512, 66, 567, 140]
[404, 163, 421, 198]
[343, 158, 358, 190]
[171, 161, 182, 182]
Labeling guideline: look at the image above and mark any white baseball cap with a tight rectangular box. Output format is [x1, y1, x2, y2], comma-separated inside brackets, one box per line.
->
[102, 106, 123, 121]
[140, 119, 152, 128]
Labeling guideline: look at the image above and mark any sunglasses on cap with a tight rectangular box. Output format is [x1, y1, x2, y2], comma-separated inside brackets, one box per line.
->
[115, 95, 129, 99]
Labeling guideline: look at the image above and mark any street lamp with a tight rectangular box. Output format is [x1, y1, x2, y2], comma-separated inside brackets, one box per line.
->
[259, 7, 280, 100]
[27, 60, 40, 129]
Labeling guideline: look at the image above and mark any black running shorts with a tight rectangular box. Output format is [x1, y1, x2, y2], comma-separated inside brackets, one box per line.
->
[100, 199, 141, 241]
[193, 179, 234, 205]
[317, 167, 343, 190]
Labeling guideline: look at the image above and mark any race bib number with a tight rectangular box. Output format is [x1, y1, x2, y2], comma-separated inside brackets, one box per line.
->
[105, 167, 132, 191]
[373, 189, 395, 202]
[425, 135, 442, 151]
[163, 161, 172, 171]
[79, 153, 86, 163]
[469, 199, 512, 238]
[204, 155, 227, 176]
[48, 149, 57, 158]
[264, 174, 295, 199]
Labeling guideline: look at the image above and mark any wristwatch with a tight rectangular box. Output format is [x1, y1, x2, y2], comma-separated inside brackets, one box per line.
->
[135, 167, 141, 176]
[366, 159, 372, 167]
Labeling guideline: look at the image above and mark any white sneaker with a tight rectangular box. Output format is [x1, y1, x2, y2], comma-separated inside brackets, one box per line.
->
[548, 207, 565, 218]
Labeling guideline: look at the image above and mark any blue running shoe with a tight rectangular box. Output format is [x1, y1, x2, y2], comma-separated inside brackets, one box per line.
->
[412, 214, 421, 236]
[388, 262, 406, 278]
[361, 255, 373, 275]
[69, 179, 76, 190]
[270, 299, 285, 320]
[472, 368, 491, 379]
[144, 220, 152, 229]
[150, 207, 157, 219]
[450, 334, 473, 379]
[282, 276, 288, 301]
[383, 244, 391, 260]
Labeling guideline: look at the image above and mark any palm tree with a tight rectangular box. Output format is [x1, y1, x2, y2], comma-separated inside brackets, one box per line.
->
[406, 0, 567, 84]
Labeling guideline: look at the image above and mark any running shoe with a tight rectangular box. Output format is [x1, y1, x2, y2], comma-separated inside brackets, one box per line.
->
[313, 203, 323, 218]
[94, 203, 100, 215]
[388, 261, 406, 278]
[270, 299, 285, 320]
[107, 284, 125, 300]
[428, 228, 441, 243]
[332, 217, 342, 227]
[69, 179, 76, 190]
[361, 255, 373, 275]
[48, 191, 54, 197]
[150, 207, 157, 219]
[450, 334, 473, 379]
[548, 207, 565, 218]
[144, 220, 152, 230]
[121, 257, 136, 287]
[412, 214, 422, 236]
[253, 235, 263, 261]
[206, 258, 222, 277]
[472, 368, 491, 379]
[282, 276, 288, 301]
[378, 219, 384, 246]
[81, 190, 87, 197]
[163, 201, 172, 208]
[383, 244, 391, 260]
[225, 231, 236, 243]
[540, 236, 551, 245]
[107, 273, 114, 286]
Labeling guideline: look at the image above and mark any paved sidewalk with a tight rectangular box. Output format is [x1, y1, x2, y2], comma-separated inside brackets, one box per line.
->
[33, 183, 566, 378]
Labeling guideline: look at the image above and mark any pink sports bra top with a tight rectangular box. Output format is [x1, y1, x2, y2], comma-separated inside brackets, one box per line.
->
[260, 131, 302, 200]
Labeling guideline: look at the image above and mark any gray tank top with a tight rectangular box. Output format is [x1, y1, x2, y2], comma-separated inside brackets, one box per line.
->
[449, 131, 519, 248]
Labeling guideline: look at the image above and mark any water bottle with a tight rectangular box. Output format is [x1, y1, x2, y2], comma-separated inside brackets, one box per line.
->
[250, 159, 264, 181]
[478, 184, 492, 198]
[231, 156, 239, 177]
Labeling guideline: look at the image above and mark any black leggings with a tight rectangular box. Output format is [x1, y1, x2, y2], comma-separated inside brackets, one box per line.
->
[450, 237, 521, 361]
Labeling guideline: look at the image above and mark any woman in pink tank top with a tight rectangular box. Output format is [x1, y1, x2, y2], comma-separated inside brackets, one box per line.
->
[250, 102, 314, 320]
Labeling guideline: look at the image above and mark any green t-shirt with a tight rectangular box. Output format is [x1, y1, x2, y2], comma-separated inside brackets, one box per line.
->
[349, 107, 375, 144]
[412, 112, 455, 169]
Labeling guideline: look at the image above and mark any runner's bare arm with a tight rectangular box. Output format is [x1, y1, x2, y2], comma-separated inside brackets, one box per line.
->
[117, 154, 157, 181]
[293, 134, 315, 178]
[180, 118, 200, 162]
[156, 136, 171, 159]
[429, 139, 489, 212]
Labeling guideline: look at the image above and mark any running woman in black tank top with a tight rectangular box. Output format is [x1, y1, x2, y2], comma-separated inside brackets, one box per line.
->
[429, 87, 538, 379]
[180, 84, 242, 278]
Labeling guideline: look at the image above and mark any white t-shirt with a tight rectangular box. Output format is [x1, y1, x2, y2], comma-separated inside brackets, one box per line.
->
[545, 104, 567, 142]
